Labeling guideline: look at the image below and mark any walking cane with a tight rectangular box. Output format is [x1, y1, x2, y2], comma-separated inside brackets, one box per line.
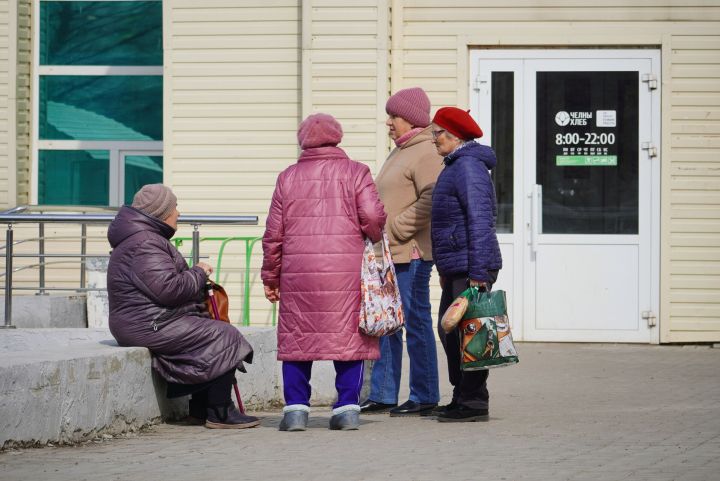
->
[207, 281, 247, 414]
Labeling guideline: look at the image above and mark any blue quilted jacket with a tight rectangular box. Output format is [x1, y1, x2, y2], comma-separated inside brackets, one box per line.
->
[431, 141, 502, 281]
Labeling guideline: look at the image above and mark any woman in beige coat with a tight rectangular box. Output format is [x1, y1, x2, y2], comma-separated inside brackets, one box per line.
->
[361, 87, 444, 416]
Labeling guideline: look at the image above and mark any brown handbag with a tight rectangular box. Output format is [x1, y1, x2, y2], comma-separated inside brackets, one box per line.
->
[205, 281, 230, 323]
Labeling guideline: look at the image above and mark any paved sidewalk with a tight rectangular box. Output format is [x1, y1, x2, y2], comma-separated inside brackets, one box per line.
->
[1, 342, 719, 481]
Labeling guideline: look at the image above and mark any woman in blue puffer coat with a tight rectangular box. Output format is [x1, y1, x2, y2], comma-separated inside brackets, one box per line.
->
[429, 107, 502, 422]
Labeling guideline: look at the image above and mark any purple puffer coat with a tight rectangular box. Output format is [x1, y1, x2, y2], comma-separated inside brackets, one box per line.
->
[107, 206, 253, 385]
[261, 146, 387, 361]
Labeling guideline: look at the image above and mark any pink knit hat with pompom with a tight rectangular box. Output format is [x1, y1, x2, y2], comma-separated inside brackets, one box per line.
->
[297, 113, 343, 149]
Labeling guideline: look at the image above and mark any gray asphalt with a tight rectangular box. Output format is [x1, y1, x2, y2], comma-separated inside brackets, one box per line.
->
[1, 342, 719, 481]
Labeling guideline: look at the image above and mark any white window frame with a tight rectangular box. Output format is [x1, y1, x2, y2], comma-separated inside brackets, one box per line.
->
[118, 150, 164, 206]
[31, 0, 163, 206]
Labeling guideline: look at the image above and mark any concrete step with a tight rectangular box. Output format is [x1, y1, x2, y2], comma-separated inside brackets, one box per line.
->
[0, 328, 110, 351]
[0, 326, 354, 449]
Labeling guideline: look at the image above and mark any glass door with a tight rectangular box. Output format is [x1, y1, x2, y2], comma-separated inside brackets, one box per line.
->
[474, 50, 660, 343]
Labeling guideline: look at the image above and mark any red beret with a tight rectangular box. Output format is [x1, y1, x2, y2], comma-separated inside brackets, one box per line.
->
[432, 107, 483, 141]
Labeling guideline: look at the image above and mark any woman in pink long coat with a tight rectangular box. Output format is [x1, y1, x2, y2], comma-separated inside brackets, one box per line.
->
[262, 113, 387, 432]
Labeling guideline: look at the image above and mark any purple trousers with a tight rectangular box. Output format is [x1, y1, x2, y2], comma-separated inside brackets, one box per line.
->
[282, 360, 364, 409]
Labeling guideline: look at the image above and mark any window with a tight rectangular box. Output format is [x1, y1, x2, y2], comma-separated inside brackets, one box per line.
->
[34, 1, 163, 206]
[535, 71, 639, 234]
[491, 72, 514, 233]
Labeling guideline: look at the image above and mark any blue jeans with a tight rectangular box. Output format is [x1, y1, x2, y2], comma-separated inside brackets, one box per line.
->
[368, 259, 440, 404]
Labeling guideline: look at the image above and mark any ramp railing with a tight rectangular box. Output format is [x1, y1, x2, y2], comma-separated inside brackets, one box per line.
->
[0, 206, 259, 329]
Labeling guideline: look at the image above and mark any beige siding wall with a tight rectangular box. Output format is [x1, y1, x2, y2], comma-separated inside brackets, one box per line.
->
[165, 0, 301, 217]
[397, 0, 720, 342]
[398, 0, 720, 107]
[164, 0, 302, 324]
[164, 0, 390, 324]
[665, 34, 720, 342]
[0, 0, 17, 208]
[303, 0, 390, 169]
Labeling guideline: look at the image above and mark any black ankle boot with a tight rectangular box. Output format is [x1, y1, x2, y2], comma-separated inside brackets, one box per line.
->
[205, 403, 260, 430]
[185, 388, 209, 425]
[187, 397, 207, 425]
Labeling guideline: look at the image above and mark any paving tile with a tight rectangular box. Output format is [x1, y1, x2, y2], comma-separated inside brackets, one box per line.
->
[1, 342, 718, 480]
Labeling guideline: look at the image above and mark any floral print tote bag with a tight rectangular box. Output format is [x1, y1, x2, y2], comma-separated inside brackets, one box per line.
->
[359, 232, 405, 337]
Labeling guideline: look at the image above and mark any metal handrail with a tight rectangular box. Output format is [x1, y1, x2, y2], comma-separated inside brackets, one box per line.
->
[2, 259, 109, 275]
[0, 235, 109, 251]
[0, 205, 258, 328]
[0, 213, 257, 225]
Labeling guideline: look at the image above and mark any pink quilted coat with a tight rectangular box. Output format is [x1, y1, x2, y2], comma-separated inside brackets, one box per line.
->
[261, 146, 387, 361]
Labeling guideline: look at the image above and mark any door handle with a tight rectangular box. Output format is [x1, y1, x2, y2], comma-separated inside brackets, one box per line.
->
[530, 184, 542, 256]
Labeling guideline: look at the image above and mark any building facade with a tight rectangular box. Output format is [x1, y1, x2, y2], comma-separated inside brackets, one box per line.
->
[1, 0, 719, 343]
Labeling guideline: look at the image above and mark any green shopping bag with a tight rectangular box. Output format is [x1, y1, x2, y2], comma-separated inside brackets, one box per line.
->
[458, 287, 519, 370]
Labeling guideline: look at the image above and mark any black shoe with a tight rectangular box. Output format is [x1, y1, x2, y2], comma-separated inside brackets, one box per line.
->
[360, 399, 397, 413]
[389, 400, 437, 417]
[186, 397, 207, 425]
[420, 400, 458, 417]
[436, 405, 489, 423]
[205, 403, 261, 429]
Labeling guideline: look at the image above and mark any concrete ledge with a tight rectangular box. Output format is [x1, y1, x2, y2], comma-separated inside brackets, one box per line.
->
[0, 328, 112, 350]
[0, 327, 351, 448]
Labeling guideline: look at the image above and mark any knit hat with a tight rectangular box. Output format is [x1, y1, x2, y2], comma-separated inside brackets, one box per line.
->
[385, 87, 431, 127]
[432, 107, 483, 141]
[131, 184, 177, 221]
[297, 113, 343, 149]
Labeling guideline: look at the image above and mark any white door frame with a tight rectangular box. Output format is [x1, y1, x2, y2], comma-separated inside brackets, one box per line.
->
[470, 49, 661, 343]
[472, 59, 525, 340]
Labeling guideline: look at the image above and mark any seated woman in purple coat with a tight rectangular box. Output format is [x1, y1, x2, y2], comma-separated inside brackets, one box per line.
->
[107, 184, 258, 429]
[262, 113, 387, 431]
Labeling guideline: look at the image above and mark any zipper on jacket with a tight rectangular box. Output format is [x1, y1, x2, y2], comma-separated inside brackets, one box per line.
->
[149, 305, 190, 332]
[450, 226, 459, 250]
[150, 310, 171, 332]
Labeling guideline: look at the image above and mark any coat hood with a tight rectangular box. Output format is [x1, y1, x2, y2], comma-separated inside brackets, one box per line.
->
[444, 141, 497, 170]
[107, 205, 175, 248]
[297, 145, 349, 162]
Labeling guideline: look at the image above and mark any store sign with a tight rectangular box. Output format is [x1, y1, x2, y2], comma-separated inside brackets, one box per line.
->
[557, 155, 617, 166]
[596, 110, 617, 127]
[553, 109, 618, 167]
